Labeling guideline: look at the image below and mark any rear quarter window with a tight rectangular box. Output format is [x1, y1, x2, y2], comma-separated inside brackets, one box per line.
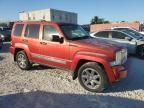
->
[13, 24, 24, 36]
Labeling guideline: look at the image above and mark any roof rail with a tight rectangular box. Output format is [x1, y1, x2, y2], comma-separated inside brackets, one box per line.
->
[17, 20, 23, 22]
[40, 20, 47, 22]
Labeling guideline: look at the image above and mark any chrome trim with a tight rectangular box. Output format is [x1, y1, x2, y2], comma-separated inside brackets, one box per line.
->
[31, 53, 68, 64]
[77, 51, 107, 57]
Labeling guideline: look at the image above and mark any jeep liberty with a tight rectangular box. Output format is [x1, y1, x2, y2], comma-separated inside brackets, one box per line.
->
[10, 21, 128, 92]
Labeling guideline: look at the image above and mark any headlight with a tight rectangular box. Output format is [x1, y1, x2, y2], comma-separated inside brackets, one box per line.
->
[110, 49, 127, 66]
[0, 34, 4, 41]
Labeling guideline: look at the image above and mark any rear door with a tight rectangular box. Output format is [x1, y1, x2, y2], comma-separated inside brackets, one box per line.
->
[23, 23, 41, 62]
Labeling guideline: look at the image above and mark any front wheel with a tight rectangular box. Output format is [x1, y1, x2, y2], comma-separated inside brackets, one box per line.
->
[78, 62, 108, 92]
[16, 51, 31, 70]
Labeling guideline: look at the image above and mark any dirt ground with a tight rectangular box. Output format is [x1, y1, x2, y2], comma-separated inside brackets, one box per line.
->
[0, 42, 144, 108]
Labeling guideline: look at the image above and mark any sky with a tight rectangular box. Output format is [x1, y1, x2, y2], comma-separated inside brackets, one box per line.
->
[0, 0, 144, 24]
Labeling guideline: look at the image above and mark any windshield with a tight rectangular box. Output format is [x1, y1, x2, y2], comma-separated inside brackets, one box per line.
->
[60, 24, 90, 40]
[115, 28, 143, 39]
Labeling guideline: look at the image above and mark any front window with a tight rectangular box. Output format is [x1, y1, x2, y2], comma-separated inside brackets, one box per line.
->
[112, 31, 127, 39]
[43, 25, 59, 41]
[60, 24, 89, 40]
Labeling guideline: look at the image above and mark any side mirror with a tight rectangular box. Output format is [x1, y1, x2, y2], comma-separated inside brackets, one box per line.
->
[125, 37, 132, 41]
[52, 35, 64, 43]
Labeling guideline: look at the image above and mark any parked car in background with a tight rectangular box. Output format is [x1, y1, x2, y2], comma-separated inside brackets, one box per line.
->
[10, 21, 127, 92]
[0, 27, 11, 41]
[91, 29, 144, 58]
[112, 27, 144, 37]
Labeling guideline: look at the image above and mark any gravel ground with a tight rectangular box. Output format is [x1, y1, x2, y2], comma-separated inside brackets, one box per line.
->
[0, 42, 144, 108]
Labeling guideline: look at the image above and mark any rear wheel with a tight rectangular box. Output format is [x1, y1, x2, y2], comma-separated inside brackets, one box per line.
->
[78, 62, 108, 92]
[16, 51, 31, 70]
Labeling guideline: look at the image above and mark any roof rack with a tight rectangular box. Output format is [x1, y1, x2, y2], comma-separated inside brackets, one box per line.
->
[17, 19, 48, 22]
[17, 19, 46, 22]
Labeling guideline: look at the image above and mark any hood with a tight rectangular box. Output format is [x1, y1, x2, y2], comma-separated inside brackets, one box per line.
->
[71, 37, 122, 52]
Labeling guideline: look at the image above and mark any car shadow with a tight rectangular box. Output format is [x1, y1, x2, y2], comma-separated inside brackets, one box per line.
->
[105, 56, 144, 93]
[0, 42, 10, 53]
[29, 64, 55, 71]
[0, 56, 5, 61]
[0, 91, 144, 108]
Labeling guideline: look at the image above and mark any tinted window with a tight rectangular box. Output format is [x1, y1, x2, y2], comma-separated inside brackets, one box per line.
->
[25, 24, 40, 38]
[95, 31, 109, 38]
[43, 25, 59, 41]
[112, 31, 127, 39]
[14, 24, 24, 36]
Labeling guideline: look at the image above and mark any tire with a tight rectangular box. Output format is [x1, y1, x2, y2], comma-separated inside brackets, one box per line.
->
[78, 62, 108, 92]
[16, 51, 31, 70]
[136, 45, 144, 59]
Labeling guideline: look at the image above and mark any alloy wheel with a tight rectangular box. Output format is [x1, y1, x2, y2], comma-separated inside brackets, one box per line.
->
[81, 68, 101, 90]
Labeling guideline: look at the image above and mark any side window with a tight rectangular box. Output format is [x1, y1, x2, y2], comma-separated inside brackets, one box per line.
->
[25, 24, 40, 39]
[112, 31, 127, 39]
[43, 25, 59, 41]
[14, 24, 24, 36]
[95, 31, 109, 38]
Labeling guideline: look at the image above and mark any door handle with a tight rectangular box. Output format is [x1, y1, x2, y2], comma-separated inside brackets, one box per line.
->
[40, 42, 47, 45]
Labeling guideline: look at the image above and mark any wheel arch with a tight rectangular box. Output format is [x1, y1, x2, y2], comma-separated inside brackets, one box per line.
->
[14, 43, 31, 61]
[71, 55, 115, 83]
[72, 59, 105, 80]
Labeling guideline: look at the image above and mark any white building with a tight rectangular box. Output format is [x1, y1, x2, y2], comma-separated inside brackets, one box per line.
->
[19, 8, 77, 24]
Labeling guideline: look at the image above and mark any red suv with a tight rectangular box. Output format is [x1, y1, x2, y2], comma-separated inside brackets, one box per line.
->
[10, 21, 128, 92]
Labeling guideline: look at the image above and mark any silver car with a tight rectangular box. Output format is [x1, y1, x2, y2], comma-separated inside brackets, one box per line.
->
[91, 29, 144, 58]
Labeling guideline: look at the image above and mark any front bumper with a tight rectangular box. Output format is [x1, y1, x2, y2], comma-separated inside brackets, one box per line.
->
[111, 66, 128, 81]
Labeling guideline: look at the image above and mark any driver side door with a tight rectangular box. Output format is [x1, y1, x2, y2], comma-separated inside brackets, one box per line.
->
[39, 24, 70, 69]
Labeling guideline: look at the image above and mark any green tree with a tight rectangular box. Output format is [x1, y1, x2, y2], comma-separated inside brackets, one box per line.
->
[91, 16, 110, 24]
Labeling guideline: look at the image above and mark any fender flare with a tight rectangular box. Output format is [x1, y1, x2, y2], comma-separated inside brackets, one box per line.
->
[71, 55, 115, 83]
[14, 43, 32, 61]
